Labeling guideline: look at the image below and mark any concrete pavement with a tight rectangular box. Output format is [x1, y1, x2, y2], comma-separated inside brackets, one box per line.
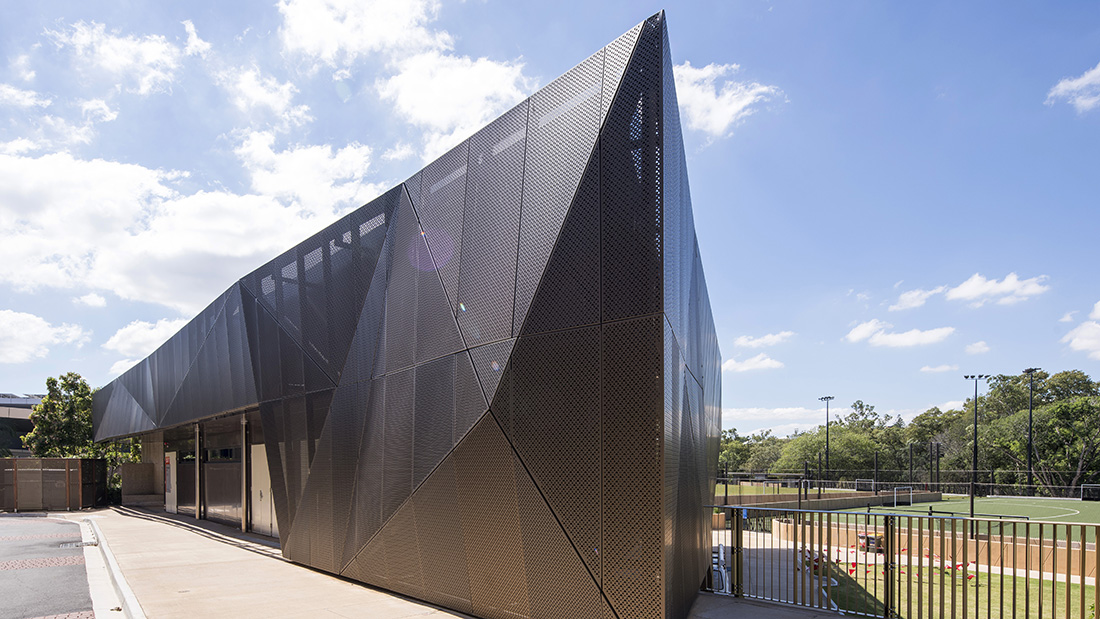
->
[0, 514, 93, 619]
[49, 506, 835, 618]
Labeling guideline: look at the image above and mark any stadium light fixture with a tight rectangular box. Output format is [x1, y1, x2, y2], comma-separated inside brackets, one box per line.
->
[819, 396, 835, 484]
[1023, 368, 1041, 496]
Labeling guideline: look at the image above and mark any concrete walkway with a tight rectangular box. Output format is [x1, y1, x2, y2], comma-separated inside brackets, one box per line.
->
[53, 507, 834, 619]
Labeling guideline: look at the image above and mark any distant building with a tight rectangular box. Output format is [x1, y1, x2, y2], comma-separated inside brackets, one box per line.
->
[93, 12, 720, 619]
[0, 393, 42, 456]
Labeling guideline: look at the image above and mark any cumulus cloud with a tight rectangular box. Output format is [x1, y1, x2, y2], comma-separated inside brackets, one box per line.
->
[1091, 301, 1100, 321]
[12, 55, 35, 82]
[377, 50, 533, 159]
[722, 353, 784, 372]
[73, 292, 106, 307]
[277, 0, 451, 67]
[218, 67, 312, 129]
[1062, 322, 1100, 361]
[103, 318, 188, 358]
[46, 21, 183, 95]
[846, 319, 954, 347]
[889, 286, 946, 311]
[0, 83, 52, 108]
[945, 272, 1049, 307]
[382, 142, 415, 161]
[108, 358, 139, 376]
[182, 20, 211, 58]
[0, 309, 89, 363]
[920, 364, 958, 373]
[672, 61, 782, 138]
[1060, 311, 1078, 323]
[1046, 60, 1100, 114]
[80, 99, 117, 123]
[965, 341, 990, 355]
[733, 331, 794, 348]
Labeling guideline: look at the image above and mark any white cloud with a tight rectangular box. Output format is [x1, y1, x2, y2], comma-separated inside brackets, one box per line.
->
[722, 353, 784, 372]
[277, 0, 451, 68]
[920, 364, 958, 373]
[733, 331, 794, 348]
[965, 341, 990, 355]
[181, 20, 211, 58]
[382, 142, 415, 161]
[103, 318, 188, 358]
[47, 21, 182, 95]
[846, 319, 954, 347]
[37, 114, 96, 145]
[377, 50, 533, 159]
[889, 286, 946, 311]
[73, 292, 107, 307]
[939, 400, 965, 411]
[12, 55, 35, 81]
[945, 272, 1049, 307]
[723, 405, 850, 437]
[1046, 60, 1100, 114]
[0, 120, 389, 314]
[672, 61, 783, 138]
[1091, 301, 1100, 321]
[1060, 311, 1078, 323]
[234, 130, 380, 217]
[108, 358, 138, 376]
[0, 83, 51, 108]
[80, 99, 117, 123]
[0, 309, 89, 363]
[1062, 322, 1100, 360]
[219, 67, 312, 129]
[0, 138, 39, 155]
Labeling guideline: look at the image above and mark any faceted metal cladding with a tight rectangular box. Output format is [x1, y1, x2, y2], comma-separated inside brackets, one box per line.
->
[93, 12, 721, 619]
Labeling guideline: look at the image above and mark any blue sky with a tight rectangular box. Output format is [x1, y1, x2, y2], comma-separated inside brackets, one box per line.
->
[1, 1, 1098, 437]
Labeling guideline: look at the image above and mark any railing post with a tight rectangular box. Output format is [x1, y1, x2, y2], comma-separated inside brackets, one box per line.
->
[733, 508, 744, 597]
[884, 514, 895, 618]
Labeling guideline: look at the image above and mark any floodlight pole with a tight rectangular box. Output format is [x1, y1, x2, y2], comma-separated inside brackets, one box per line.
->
[1023, 368, 1040, 496]
[964, 374, 989, 537]
[820, 396, 834, 485]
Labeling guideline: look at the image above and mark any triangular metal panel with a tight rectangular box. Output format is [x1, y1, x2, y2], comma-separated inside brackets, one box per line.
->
[456, 101, 528, 346]
[95, 380, 155, 441]
[150, 288, 230, 425]
[454, 350, 488, 443]
[513, 48, 604, 336]
[490, 327, 602, 581]
[518, 138, 601, 337]
[413, 354, 455, 490]
[117, 359, 154, 424]
[602, 21, 644, 127]
[382, 192, 420, 373]
[417, 139, 469, 313]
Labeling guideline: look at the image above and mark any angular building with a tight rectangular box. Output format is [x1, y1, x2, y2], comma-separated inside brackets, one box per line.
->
[93, 12, 721, 619]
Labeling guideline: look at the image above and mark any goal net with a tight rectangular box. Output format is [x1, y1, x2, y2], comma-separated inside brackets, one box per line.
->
[893, 486, 913, 507]
[855, 479, 875, 492]
[1082, 484, 1100, 501]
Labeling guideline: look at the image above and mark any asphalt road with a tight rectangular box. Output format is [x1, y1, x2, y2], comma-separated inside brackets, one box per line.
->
[0, 514, 93, 619]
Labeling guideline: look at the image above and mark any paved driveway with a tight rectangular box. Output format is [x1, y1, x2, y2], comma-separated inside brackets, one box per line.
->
[0, 514, 93, 619]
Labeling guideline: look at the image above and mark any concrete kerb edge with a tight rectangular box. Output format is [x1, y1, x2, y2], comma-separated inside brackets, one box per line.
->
[87, 517, 147, 619]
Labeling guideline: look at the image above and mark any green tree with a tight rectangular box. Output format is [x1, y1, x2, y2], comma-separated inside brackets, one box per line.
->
[21, 372, 139, 472]
[718, 429, 751, 469]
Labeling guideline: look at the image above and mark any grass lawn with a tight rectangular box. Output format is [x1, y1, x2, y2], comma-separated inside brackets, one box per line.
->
[844, 495, 1100, 542]
[823, 559, 1094, 619]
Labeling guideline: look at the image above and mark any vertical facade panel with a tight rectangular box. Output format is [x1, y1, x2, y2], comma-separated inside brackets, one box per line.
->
[417, 139, 470, 312]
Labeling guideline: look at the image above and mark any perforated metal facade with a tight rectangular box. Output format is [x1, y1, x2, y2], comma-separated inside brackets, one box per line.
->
[93, 12, 720, 618]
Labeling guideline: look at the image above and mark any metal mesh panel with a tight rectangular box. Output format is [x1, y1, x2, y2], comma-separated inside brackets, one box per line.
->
[453, 415, 531, 619]
[41, 460, 67, 510]
[602, 22, 644, 127]
[468, 339, 515, 407]
[500, 327, 602, 581]
[513, 48, 604, 336]
[117, 360, 155, 424]
[0, 459, 12, 510]
[661, 20, 685, 347]
[601, 14, 664, 323]
[382, 369, 414, 523]
[411, 457, 474, 615]
[345, 376, 386, 570]
[663, 318, 684, 616]
[454, 350, 488, 445]
[381, 496, 427, 600]
[383, 193, 420, 373]
[457, 101, 528, 346]
[519, 140, 600, 336]
[414, 250, 465, 364]
[513, 455, 616, 619]
[601, 315, 664, 618]
[413, 354, 455, 489]
[341, 213, 395, 387]
[417, 139, 469, 312]
[343, 528, 389, 589]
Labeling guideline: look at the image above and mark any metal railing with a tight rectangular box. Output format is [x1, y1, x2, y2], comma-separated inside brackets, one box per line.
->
[710, 505, 1099, 618]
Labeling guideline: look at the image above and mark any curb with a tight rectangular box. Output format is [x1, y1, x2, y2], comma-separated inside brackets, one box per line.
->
[86, 518, 146, 619]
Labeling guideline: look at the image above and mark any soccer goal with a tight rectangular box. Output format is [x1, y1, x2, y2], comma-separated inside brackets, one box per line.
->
[855, 479, 875, 492]
[1081, 484, 1100, 501]
[892, 486, 913, 507]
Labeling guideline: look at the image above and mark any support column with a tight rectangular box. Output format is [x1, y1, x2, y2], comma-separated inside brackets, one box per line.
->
[194, 423, 202, 520]
[241, 417, 248, 533]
